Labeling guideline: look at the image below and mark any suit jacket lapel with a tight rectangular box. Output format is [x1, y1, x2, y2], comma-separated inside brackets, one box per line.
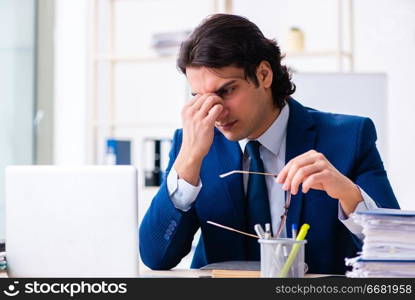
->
[285, 98, 317, 234]
[212, 130, 246, 225]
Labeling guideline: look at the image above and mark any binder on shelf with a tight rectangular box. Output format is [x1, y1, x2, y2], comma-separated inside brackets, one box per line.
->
[143, 138, 171, 187]
[0, 249, 6, 271]
[151, 30, 191, 56]
[105, 139, 131, 165]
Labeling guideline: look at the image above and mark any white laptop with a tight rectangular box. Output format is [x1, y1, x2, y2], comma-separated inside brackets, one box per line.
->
[5, 165, 139, 277]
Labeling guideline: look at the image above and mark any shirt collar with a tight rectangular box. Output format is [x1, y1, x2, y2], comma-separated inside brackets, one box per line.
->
[239, 103, 290, 156]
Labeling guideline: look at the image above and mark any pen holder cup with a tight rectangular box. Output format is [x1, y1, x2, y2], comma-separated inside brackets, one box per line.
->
[259, 238, 307, 278]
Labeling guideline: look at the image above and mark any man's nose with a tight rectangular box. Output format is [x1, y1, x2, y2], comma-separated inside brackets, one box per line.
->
[216, 106, 229, 121]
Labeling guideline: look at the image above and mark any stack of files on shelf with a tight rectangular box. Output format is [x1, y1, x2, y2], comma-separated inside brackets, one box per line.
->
[0, 252, 6, 270]
[346, 208, 415, 277]
[151, 30, 191, 56]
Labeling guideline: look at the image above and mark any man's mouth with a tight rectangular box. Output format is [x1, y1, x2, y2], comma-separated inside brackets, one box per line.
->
[216, 120, 237, 130]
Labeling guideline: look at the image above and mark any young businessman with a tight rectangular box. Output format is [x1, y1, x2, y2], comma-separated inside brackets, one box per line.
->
[139, 14, 399, 274]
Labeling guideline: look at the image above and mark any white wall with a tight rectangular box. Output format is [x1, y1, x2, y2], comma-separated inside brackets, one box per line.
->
[353, 0, 415, 210]
[54, 0, 87, 165]
[292, 73, 388, 159]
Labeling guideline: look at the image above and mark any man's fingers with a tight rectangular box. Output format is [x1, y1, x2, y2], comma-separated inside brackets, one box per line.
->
[281, 156, 321, 190]
[301, 170, 328, 193]
[185, 93, 210, 112]
[276, 168, 288, 184]
[185, 94, 202, 107]
[197, 95, 224, 119]
[276, 150, 326, 186]
[276, 152, 314, 183]
[289, 163, 323, 195]
[182, 95, 202, 119]
[205, 104, 224, 125]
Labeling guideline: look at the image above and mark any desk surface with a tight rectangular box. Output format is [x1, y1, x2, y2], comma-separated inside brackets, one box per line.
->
[141, 269, 211, 278]
[0, 269, 329, 278]
[0, 269, 211, 278]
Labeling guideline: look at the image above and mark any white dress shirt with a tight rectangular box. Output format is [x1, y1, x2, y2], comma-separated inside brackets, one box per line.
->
[167, 104, 378, 240]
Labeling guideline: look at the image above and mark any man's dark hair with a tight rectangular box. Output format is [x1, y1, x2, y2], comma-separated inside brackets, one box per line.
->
[177, 13, 296, 108]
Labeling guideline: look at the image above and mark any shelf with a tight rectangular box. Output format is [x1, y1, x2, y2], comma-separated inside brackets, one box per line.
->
[92, 120, 180, 128]
[141, 186, 160, 192]
[93, 50, 353, 63]
[285, 50, 353, 58]
[94, 54, 177, 63]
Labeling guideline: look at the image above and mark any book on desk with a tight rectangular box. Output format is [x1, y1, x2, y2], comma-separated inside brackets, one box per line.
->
[200, 261, 260, 278]
[199, 260, 336, 278]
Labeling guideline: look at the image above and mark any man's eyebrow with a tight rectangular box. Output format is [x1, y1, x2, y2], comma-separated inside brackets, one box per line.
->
[191, 80, 237, 96]
[215, 80, 237, 95]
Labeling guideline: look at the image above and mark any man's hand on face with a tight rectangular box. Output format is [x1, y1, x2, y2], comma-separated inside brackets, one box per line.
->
[275, 150, 363, 217]
[173, 93, 224, 185]
[181, 93, 224, 159]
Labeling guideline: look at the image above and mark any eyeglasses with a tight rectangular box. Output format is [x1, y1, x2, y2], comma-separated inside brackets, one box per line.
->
[275, 190, 291, 238]
[219, 170, 291, 238]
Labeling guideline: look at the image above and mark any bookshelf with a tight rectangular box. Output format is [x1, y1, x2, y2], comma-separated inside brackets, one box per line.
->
[87, 0, 355, 162]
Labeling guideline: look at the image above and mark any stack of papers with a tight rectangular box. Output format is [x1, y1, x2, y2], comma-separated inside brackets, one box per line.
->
[0, 252, 6, 270]
[346, 257, 415, 277]
[346, 208, 415, 277]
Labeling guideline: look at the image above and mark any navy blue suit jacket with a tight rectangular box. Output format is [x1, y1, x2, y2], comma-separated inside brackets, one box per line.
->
[139, 98, 399, 274]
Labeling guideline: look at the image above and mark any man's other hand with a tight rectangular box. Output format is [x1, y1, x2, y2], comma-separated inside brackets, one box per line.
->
[276, 150, 363, 216]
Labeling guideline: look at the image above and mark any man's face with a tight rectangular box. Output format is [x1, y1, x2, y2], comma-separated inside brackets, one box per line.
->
[186, 65, 278, 141]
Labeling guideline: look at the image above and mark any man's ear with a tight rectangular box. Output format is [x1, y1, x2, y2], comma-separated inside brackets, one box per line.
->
[256, 61, 273, 88]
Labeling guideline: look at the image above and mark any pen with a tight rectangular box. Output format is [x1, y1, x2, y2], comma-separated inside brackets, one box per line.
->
[265, 223, 271, 239]
[254, 224, 265, 239]
[278, 223, 310, 278]
[291, 223, 297, 240]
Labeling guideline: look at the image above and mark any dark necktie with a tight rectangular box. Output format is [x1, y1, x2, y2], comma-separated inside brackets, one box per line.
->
[245, 140, 271, 260]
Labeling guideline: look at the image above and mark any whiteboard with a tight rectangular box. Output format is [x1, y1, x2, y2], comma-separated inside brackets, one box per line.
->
[291, 73, 388, 163]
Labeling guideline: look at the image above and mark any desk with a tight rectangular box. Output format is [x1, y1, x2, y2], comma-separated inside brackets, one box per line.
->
[0, 269, 211, 278]
[141, 269, 211, 278]
[0, 270, 7, 278]
[0, 269, 328, 278]
[142, 269, 328, 278]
